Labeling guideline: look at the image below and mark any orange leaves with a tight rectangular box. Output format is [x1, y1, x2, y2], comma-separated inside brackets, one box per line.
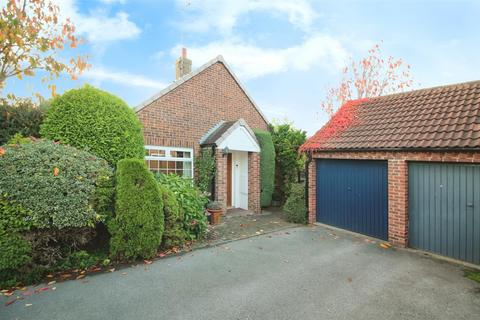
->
[0, 147, 5, 157]
[53, 166, 59, 176]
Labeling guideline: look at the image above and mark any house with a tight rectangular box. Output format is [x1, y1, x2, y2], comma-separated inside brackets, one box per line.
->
[301, 81, 480, 265]
[136, 49, 269, 213]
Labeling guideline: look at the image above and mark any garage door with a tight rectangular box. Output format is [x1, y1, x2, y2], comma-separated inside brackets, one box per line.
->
[409, 163, 480, 265]
[316, 159, 388, 240]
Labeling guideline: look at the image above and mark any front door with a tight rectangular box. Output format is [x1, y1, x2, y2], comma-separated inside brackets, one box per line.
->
[232, 151, 249, 210]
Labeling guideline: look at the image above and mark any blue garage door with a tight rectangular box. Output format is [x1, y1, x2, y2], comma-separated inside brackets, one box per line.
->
[409, 162, 480, 265]
[316, 159, 388, 240]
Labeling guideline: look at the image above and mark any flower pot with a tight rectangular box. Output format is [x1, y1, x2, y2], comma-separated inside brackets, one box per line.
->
[208, 209, 223, 225]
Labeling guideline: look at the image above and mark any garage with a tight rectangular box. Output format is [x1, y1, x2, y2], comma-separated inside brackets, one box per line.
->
[316, 159, 388, 240]
[409, 162, 480, 265]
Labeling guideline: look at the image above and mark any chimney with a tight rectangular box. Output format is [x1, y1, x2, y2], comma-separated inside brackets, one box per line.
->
[175, 47, 192, 79]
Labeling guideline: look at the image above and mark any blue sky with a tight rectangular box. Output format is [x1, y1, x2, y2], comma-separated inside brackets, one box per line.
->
[4, 0, 480, 135]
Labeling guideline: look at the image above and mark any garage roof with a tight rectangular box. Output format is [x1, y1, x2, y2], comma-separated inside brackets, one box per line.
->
[301, 80, 480, 152]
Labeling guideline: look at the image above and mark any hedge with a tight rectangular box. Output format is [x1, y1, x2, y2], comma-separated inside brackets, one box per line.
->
[158, 185, 187, 249]
[254, 130, 275, 207]
[109, 159, 164, 260]
[283, 183, 307, 224]
[40, 85, 144, 166]
[0, 139, 114, 229]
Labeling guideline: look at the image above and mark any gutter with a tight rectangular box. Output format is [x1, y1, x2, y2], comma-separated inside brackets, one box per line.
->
[305, 147, 480, 153]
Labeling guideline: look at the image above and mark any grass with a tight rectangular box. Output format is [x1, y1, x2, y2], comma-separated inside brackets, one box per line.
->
[464, 269, 480, 283]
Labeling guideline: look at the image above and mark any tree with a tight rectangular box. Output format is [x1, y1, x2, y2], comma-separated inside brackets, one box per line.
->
[0, 0, 88, 96]
[321, 42, 413, 116]
[270, 121, 306, 203]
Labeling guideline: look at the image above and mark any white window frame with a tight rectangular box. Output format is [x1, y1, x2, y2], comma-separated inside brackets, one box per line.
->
[145, 145, 194, 178]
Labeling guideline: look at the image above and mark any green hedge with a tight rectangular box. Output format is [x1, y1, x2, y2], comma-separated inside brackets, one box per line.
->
[159, 185, 187, 249]
[283, 183, 307, 224]
[0, 139, 114, 229]
[109, 159, 164, 260]
[254, 130, 275, 207]
[40, 85, 144, 166]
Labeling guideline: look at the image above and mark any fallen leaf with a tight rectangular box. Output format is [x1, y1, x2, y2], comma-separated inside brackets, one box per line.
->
[285, 232, 290, 235]
[51, 287, 56, 291]
[380, 243, 392, 249]
[23, 291, 34, 296]
[76, 274, 86, 280]
[34, 287, 49, 293]
[347, 277, 353, 283]
[17, 286, 27, 291]
[5, 300, 15, 306]
[259, 229, 264, 232]
[90, 266, 102, 272]
[46, 274, 54, 278]
[143, 260, 153, 265]
[80, 270, 86, 275]
[108, 268, 115, 273]
[47, 281, 56, 286]
[121, 272, 128, 275]
[25, 303, 33, 307]
[255, 231, 261, 235]
[4, 291, 14, 297]
[158, 253, 166, 258]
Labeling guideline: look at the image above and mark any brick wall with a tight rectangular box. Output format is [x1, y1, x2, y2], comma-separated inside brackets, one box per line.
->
[214, 149, 228, 208]
[248, 152, 261, 213]
[307, 150, 480, 246]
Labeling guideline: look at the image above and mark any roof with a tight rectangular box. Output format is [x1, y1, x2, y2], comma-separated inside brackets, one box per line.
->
[200, 118, 259, 147]
[301, 80, 480, 152]
[135, 55, 269, 124]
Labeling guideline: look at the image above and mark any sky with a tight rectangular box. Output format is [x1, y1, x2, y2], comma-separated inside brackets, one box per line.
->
[4, 0, 480, 135]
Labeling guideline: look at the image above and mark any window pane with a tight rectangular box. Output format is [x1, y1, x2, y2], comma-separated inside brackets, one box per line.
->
[183, 169, 192, 178]
[159, 161, 168, 169]
[149, 160, 159, 170]
[177, 161, 184, 170]
[183, 161, 192, 170]
[147, 148, 166, 157]
[184, 152, 191, 158]
[168, 161, 176, 169]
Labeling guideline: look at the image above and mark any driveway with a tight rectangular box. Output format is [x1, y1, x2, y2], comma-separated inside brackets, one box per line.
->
[2, 225, 479, 320]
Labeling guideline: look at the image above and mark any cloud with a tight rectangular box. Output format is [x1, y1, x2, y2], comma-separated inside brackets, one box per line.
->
[83, 67, 167, 89]
[172, 34, 348, 79]
[54, 0, 140, 43]
[175, 0, 317, 34]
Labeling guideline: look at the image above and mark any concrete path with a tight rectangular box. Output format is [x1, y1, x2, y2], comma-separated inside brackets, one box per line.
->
[2, 225, 479, 320]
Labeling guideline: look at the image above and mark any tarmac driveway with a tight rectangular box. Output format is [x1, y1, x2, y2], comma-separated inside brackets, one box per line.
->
[2, 225, 479, 320]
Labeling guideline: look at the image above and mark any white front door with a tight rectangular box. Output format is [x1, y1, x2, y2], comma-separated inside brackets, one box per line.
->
[232, 151, 249, 210]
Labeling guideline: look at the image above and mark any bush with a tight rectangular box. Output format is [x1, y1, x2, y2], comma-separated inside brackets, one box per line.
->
[155, 173, 208, 240]
[55, 250, 109, 271]
[0, 98, 45, 145]
[0, 139, 114, 229]
[283, 183, 307, 224]
[109, 159, 164, 260]
[159, 185, 187, 249]
[254, 130, 275, 207]
[195, 148, 216, 195]
[270, 123, 307, 203]
[40, 85, 144, 165]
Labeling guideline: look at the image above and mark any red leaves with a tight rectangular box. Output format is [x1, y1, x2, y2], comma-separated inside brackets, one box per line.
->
[53, 166, 59, 176]
[301, 99, 368, 152]
[0, 147, 5, 157]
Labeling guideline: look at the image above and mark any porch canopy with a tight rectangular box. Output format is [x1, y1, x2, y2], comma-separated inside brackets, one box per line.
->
[200, 118, 260, 152]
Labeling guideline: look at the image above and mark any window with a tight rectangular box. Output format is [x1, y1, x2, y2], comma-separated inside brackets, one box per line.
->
[145, 146, 193, 178]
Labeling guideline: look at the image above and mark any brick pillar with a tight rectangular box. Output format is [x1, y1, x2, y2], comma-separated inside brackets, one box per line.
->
[215, 149, 227, 208]
[307, 159, 316, 224]
[388, 159, 408, 247]
[248, 152, 261, 213]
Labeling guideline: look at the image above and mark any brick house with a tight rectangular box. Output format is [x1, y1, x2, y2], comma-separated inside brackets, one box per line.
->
[301, 81, 480, 265]
[136, 49, 269, 213]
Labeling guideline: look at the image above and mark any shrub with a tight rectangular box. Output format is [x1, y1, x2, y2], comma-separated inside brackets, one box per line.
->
[155, 173, 208, 240]
[195, 148, 216, 195]
[40, 85, 144, 165]
[283, 183, 307, 224]
[0, 98, 45, 145]
[270, 123, 307, 203]
[159, 185, 187, 249]
[109, 159, 164, 260]
[55, 250, 109, 271]
[254, 130, 275, 207]
[0, 139, 114, 229]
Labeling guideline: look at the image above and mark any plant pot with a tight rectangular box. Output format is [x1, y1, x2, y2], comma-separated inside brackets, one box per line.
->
[208, 209, 223, 225]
